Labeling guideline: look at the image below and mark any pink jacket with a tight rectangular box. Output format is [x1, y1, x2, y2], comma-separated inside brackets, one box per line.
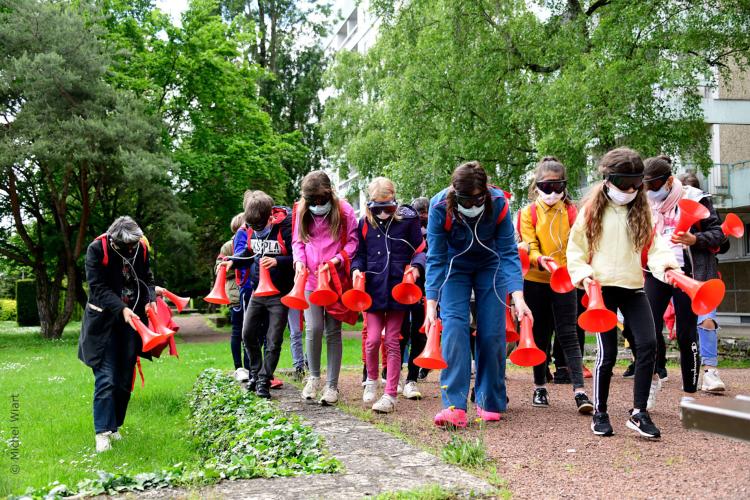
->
[292, 200, 359, 291]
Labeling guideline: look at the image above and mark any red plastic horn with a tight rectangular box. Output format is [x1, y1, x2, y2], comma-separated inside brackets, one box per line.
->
[146, 307, 175, 337]
[675, 199, 709, 234]
[546, 260, 574, 294]
[131, 316, 168, 352]
[281, 267, 309, 310]
[666, 270, 725, 315]
[254, 265, 280, 297]
[161, 289, 190, 312]
[342, 273, 372, 312]
[309, 264, 338, 307]
[518, 247, 530, 276]
[578, 280, 617, 332]
[721, 213, 744, 238]
[505, 307, 520, 343]
[414, 319, 447, 369]
[204, 264, 230, 304]
[392, 265, 423, 305]
[508, 316, 546, 366]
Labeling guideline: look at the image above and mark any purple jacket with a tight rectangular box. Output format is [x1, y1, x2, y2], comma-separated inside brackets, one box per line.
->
[351, 205, 426, 311]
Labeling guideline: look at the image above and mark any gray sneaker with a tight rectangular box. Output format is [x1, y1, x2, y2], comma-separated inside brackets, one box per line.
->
[301, 376, 320, 401]
[319, 386, 339, 406]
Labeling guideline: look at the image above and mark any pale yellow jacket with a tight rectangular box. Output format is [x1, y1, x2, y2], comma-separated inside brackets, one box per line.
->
[519, 199, 573, 284]
[567, 202, 678, 289]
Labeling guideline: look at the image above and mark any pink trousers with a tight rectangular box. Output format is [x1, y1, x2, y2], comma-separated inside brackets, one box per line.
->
[365, 310, 405, 397]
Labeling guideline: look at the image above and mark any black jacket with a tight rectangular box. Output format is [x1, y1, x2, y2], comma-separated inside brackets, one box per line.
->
[684, 195, 724, 282]
[78, 236, 155, 368]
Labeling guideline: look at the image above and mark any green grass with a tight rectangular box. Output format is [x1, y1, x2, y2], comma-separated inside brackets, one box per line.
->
[0, 320, 362, 496]
[375, 484, 458, 500]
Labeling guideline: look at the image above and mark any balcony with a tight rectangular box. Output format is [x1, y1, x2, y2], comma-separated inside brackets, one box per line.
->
[689, 161, 750, 210]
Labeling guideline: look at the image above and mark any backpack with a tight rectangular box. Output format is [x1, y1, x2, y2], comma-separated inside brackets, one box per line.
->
[360, 205, 427, 256]
[94, 233, 148, 266]
[442, 188, 510, 231]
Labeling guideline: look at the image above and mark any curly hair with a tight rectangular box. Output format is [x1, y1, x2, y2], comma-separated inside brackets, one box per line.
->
[582, 147, 652, 254]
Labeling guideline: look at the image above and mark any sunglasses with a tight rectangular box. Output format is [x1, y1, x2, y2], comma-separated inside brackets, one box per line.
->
[455, 192, 486, 209]
[537, 180, 567, 194]
[643, 174, 670, 191]
[605, 173, 644, 191]
[367, 201, 398, 216]
[304, 195, 330, 207]
[113, 241, 138, 252]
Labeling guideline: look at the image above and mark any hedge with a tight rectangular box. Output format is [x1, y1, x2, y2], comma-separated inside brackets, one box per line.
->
[0, 299, 16, 321]
[15, 279, 39, 326]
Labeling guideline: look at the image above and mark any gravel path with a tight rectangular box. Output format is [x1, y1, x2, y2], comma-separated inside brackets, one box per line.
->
[336, 366, 750, 499]
[171, 313, 230, 343]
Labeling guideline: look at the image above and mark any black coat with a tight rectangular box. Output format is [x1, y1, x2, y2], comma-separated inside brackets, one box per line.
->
[684, 195, 724, 282]
[78, 236, 155, 368]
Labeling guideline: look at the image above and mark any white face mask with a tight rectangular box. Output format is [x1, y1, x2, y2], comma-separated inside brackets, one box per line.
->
[647, 185, 670, 203]
[537, 189, 564, 206]
[606, 182, 638, 206]
[309, 201, 331, 216]
[457, 204, 485, 219]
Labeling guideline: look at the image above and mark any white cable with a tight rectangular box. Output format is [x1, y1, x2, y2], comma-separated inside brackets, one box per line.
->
[110, 239, 144, 310]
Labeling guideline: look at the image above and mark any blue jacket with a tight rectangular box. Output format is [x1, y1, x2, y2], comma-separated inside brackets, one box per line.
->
[232, 227, 253, 292]
[351, 205, 426, 311]
[425, 187, 523, 301]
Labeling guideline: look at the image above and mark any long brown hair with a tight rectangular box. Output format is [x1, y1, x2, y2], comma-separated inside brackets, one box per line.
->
[446, 161, 492, 219]
[528, 156, 573, 205]
[296, 170, 342, 242]
[582, 147, 652, 254]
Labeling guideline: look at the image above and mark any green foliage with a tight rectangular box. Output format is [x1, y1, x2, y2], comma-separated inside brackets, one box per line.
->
[441, 434, 487, 468]
[375, 484, 457, 500]
[324, 0, 750, 201]
[0, 299, 16, 321]
[15, 280, 39, 327]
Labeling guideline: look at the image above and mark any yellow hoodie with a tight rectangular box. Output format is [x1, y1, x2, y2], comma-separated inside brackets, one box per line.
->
[567, 202, 678, 289]
[519, 199, 574, 284]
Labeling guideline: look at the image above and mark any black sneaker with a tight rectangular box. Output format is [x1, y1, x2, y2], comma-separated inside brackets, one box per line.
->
[575, 392, 594, 414]
[247, 377, 257, 392]
[591, 412, 613, 436]
[255, 384, 271, 399]
[532, 387, 549, 407]
[627, 410, 661, 439]
[657, 367, 669, 382]
[622, 363, 635, 379]
[553, 368, 571, 384]
[418, 368, 431, 381]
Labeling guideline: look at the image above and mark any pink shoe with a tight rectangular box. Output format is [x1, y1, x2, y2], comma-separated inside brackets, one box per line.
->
[476, 406, 501, 422]
[434, 408, 468, 428]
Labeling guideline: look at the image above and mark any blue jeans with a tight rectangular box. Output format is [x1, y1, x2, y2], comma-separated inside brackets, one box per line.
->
[697, 310, 719, 367]
[439, 256, 506, 413]
[288, 309, 305, 370]
[92, 325, 136, 434]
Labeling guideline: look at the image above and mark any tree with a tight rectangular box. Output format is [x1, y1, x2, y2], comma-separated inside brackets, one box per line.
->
[0, 0, 180, 338]
[323, 0, 750, 201]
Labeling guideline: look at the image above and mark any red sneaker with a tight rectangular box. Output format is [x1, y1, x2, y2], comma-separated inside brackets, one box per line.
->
[583, 365, 593, 379]
[434, 408, 467, 428]
[270, 378, 284, 389]
[475, 406, 501, 422]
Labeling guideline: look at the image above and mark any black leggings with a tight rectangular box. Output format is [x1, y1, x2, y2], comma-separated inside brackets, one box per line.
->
[552, 288, 587, 370]
[594, 286, 656, 413]
[644, 272, 700, 392]
[524, 280, 585, 388]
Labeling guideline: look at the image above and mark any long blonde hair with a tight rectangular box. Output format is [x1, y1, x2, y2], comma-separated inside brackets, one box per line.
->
[365, 177, 402, 227]
[582, 147, 652, 254]
[296, 170, 342, 242]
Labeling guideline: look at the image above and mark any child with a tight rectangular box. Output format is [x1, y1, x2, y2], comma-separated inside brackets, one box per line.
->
[352, 178, 426, 413]
[426, 161, 532, 428]
[518, 156, 593, 413]
[567, 147, 679, 439]
[292, 171, 358, 405]
[224, 191, 294, 399]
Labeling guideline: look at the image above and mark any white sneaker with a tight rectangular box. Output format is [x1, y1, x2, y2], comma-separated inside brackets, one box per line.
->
[111, 430, 122, 441]
[233, 367, 250, 383]
[301, 376, 320, 401]
[701, 369, 726, 393]
[647, 377, 661, 411]
[402, 381, 422, 400]
[362, 379, 378, 403]
[95, 432, 112, 453]
[319, 386, 339, 406]
[372, 394, 397, 413]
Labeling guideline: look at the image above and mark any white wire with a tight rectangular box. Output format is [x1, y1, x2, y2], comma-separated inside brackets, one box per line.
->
[110, 239, 145, 310]
[364, 216, 395, 278]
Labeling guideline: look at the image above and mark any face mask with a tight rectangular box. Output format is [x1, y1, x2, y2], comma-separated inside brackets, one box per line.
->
[647, 185, 670, 203]
[457, 204, 485, 219]
[605, 182, 638, 206]
[537, 189, 564, 206]
[309, 201, 331, 216]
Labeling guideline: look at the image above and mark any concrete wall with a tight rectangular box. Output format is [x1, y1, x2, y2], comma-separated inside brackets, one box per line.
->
[718, 60, 750, 100]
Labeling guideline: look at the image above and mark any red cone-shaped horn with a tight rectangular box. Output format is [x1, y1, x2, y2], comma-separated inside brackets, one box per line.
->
[666, 270, 726, 315]
[519, 247, 530, 276]
[281, 267, 310, 310]
[162, 289, 190, 312]
[505, 307, 520, 343]
[131, 316, 167, 352]
[254, 265, 280, 297]
[508, 316, 546, 366]
[578, 280, 617, 332]
[309, 264, 338, 306]
[415, 319, 447, 369]
[392, 265, 422, 304]
[147, 307, 175, 337]
[675, 199, 709, 234]
[204, 265, 230, 304]
[722, 213, 744, 238]
[342, 273, 372, 312]
[546, 260, 574, 294]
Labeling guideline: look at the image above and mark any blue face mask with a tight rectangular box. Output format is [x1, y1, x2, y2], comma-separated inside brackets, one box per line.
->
[457, 204, 485, 219]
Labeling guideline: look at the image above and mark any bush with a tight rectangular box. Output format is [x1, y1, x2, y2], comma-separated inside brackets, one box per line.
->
[0, 299, 17, 321]
[15, 279, 39, 326]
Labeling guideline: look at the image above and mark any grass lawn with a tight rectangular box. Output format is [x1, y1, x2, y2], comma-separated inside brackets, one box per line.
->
[0, 320, 363, 497]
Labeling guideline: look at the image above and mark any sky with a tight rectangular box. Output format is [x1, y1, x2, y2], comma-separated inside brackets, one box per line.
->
[155, 0, 189, 25]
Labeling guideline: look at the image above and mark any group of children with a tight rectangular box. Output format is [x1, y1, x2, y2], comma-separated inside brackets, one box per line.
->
[217, 145, 731, 440]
